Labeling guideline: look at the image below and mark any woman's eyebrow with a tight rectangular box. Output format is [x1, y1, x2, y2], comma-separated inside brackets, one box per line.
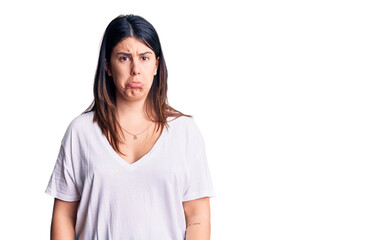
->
[139, 51, 153, 55]
[116, 52, 131, 56]
[116, 51, 153, 56]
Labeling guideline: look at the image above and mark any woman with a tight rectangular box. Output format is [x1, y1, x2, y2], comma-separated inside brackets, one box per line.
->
[45, 14, 215, 240]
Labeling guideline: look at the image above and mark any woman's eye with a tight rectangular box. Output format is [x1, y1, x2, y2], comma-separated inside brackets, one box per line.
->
[141, 56, 149, 61]
[120, 56, 130, 61]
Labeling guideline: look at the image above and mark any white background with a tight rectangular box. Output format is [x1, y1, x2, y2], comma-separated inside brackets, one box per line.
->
[0, 0, 390, 239]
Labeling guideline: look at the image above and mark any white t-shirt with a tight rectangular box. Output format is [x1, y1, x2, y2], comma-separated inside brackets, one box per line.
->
[45, 111, 216, 240]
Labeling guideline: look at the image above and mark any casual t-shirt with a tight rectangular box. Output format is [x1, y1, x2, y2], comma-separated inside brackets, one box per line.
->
[45, 111, 216, 240]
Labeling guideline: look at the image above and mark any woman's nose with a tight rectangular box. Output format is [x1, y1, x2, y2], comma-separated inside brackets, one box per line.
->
[130, 61, 140, 75]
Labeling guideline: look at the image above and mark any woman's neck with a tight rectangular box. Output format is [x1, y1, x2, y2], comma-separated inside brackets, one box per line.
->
[115, 96, 152, 130]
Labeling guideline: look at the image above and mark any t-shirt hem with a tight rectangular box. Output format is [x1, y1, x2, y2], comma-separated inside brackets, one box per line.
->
[182, 191, 216, 202]
[45, 187, 81, 202]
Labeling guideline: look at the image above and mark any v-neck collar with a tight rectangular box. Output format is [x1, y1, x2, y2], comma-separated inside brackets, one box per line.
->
[93, 120, 168, 170]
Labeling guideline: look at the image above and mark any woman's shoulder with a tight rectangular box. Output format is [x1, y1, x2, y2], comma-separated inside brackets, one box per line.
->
[68, 111, 95, 130]
[167, 115, 196, 128]
[61, 111, 95, 142]
[166, 115, 203, 137]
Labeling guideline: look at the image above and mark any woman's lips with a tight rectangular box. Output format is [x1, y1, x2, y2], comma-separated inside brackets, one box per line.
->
[128, 82, 143, 88]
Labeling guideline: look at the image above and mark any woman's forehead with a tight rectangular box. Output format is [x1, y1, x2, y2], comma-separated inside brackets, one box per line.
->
[113, 37, 152, 54]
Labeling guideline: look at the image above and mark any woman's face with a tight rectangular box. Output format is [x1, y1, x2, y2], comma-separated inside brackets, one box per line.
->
[106, 37, 159, 102]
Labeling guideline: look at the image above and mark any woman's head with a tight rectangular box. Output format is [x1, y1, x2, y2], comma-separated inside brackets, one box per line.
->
[93, 14, 168, 117]
[106, 34, 160, 103]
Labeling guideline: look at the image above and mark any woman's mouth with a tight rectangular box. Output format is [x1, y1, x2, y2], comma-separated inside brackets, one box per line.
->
[128, 82, 143, 88]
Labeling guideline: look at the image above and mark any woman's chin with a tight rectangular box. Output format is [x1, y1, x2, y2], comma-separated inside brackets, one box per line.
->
[123, 88, 146, 100]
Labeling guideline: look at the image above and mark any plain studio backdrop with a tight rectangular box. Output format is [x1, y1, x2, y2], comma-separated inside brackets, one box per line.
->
[0, 0, 390, 239]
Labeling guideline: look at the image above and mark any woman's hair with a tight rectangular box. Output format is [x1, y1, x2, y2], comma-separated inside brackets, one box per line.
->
[84, 14, 191, 155]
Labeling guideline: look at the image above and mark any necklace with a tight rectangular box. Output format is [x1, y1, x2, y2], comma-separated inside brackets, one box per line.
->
[121, 121, 154, 140]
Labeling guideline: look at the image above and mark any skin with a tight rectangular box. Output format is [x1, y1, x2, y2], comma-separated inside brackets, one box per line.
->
[50, 199, 79, 240]
[50, 37, 211, 239]
[105, 37, 159, 105]
[105, 37, 161, 164]
[183, 197, 212, 239]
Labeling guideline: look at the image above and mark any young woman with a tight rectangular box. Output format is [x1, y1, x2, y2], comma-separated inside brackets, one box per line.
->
[45, 14, 215, 240]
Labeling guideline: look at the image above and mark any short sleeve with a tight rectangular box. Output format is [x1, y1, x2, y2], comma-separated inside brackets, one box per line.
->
[45, 145, 81, 201]
[182, 121, 216, 202]
[45, 122, 82, 202]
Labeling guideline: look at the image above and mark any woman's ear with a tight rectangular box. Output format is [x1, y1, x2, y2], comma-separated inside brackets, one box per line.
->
[154, 57, 159, 75]
[105, 59, 112, 76]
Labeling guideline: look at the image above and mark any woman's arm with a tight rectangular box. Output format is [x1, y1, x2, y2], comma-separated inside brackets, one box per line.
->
[50, 198, 79, 240]
[183, 197, 211, 240]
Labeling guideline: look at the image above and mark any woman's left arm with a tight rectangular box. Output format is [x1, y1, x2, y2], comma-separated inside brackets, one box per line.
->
[183, 197, 211, 240]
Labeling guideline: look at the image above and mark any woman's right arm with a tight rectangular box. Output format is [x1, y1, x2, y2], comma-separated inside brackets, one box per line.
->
[50, 198, 79, 240]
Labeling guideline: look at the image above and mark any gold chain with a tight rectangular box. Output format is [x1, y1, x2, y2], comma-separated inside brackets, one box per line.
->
[120, 121, 154, 140]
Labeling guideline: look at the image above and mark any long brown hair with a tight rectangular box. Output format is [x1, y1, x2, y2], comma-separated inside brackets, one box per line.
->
[83, 14, 191, 155]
